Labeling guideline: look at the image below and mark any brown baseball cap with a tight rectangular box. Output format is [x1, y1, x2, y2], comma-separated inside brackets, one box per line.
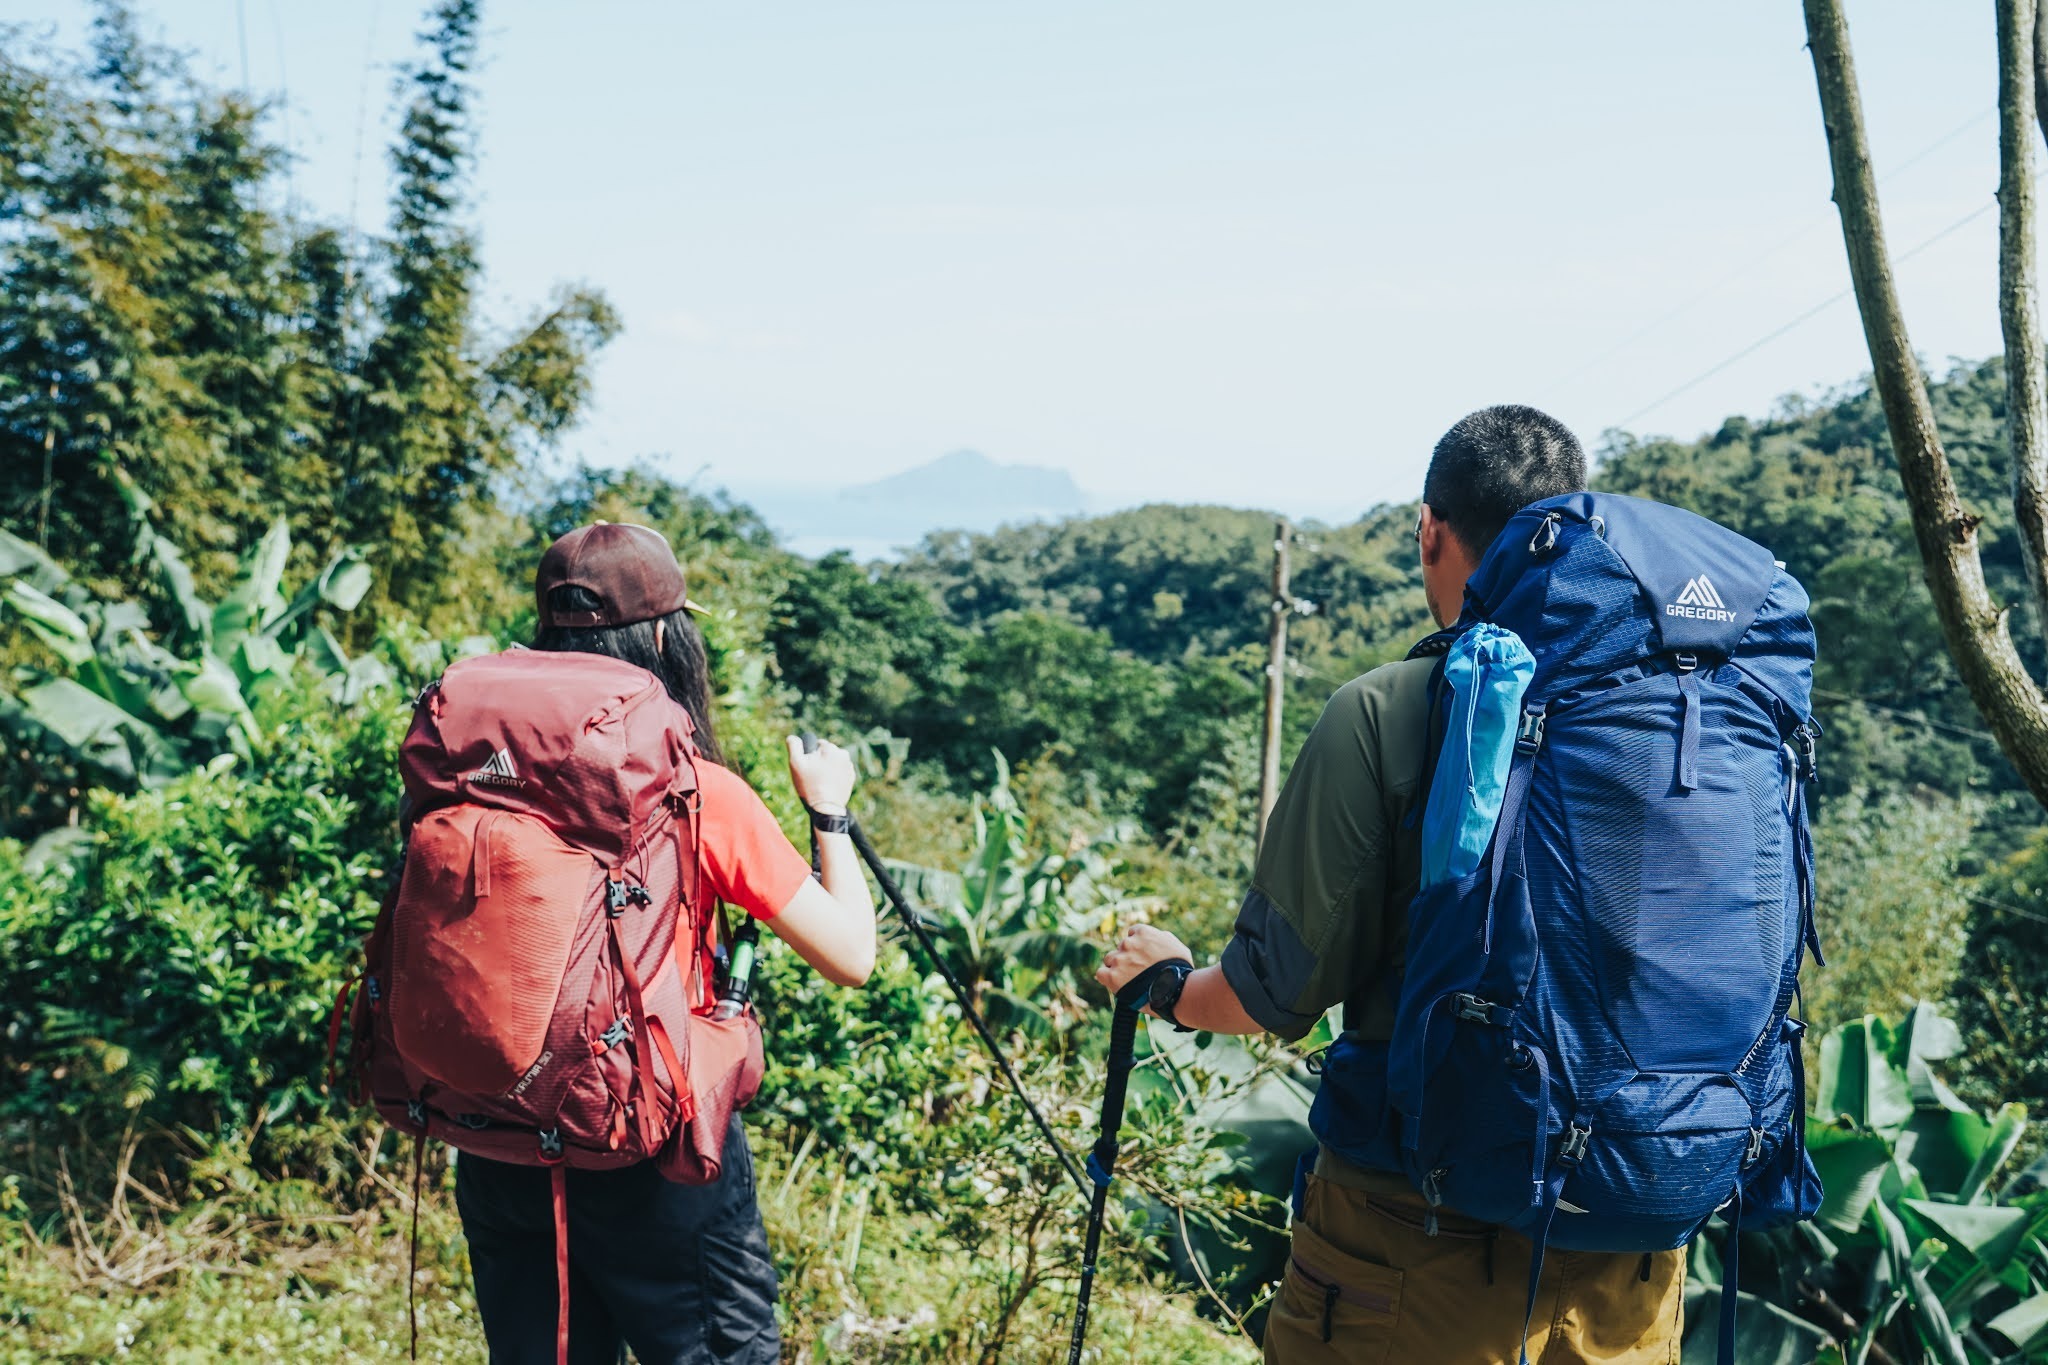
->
[535, 522, 706, 628]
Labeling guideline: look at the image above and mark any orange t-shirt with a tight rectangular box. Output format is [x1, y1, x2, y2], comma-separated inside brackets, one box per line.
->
[692, 759, 814, 922]
[680, 760, 814, 1003]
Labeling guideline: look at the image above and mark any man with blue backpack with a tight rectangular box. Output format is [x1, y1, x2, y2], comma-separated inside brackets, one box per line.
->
[1097, 405, 1821, 1364]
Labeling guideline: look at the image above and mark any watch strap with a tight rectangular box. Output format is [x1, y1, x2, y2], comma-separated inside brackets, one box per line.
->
[808, 807, 852, 835]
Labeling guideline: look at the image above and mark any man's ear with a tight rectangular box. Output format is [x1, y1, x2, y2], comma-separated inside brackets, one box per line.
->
[1417, 506, 1447, 569]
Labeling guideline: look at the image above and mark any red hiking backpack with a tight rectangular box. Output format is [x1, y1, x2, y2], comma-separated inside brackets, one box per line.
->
[334, 649, 765, 1361]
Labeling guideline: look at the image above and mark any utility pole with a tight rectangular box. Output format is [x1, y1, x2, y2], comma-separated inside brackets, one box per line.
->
[1258, 519, 1292, 853]
[37, 382, 56, 551]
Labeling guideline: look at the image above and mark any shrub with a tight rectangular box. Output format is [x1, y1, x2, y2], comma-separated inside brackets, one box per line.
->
[0, 680, 404, 1152]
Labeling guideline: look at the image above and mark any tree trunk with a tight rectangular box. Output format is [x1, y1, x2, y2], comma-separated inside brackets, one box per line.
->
[1803, 0, 2048, 806]
[2001, 0, 2048, 627]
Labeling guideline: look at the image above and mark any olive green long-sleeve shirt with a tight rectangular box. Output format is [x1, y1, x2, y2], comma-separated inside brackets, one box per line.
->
[1220, 656, 1434, 1043]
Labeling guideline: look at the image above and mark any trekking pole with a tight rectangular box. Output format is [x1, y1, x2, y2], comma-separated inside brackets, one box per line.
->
[800, 733, 1092, 1203]
[1067, 958, 1188, 1365]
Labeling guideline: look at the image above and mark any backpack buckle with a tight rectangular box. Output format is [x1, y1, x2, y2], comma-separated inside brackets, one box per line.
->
[1745, 1126, 1766, 1166]
[537, 1128, 564, 1160]
[1794, 723, 1819, 782]
[600, 1018, 629, 1050]
[1452, 992, 1506, 1026]
[1559, 1122, 1592, 1166]
[406, 1099, 427, 1127]
[366, 975, 382, 1004]
[1515, 708, 1546, 754]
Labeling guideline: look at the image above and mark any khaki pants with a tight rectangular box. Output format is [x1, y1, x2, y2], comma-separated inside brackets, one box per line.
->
[1263, 1168, 1684, 1365]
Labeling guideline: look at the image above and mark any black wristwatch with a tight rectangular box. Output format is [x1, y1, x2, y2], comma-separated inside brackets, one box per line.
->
[808, 806, 852, 835]
[1146, 960, 1196, 1032]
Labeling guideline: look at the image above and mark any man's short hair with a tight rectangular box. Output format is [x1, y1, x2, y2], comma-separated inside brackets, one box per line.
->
[1422, 405, 1587, 556]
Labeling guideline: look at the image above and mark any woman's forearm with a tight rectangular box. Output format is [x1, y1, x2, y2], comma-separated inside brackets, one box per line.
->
[814, 829, 874, 919]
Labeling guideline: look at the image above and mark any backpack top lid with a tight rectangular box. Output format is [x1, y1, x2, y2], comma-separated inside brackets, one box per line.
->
[400, 648, 699, 864]
[1458, 491, 1814, 723]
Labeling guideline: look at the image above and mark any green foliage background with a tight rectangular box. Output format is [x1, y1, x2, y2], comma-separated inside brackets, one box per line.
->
[4, 3, 2048, 1363]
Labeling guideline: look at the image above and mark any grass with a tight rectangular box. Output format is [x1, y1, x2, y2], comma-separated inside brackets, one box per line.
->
[1, 1126, 1256, 1364]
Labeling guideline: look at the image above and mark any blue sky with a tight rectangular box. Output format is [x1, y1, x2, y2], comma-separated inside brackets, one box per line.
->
[8, 2, 2014, 527]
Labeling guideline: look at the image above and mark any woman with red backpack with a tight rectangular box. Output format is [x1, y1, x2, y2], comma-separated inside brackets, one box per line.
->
[366, 521, 876, 1364]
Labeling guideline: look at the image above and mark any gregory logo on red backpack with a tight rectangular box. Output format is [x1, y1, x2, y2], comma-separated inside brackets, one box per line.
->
[465, 748, 526, 788]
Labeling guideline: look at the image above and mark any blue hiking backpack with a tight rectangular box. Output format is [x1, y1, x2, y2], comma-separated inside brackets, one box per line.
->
[1307, 492, 1823, 1357]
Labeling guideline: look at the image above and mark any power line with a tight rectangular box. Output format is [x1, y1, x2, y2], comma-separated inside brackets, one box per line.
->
[1965, 891, 2048, 930]
[1616, 197, 1999, 430]
[1551, 107, 1994, 396]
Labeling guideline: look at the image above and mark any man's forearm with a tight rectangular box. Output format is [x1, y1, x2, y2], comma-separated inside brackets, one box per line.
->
[1172, 965, 1266, 1035]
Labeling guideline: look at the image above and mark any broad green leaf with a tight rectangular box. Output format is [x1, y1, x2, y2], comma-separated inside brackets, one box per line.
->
[1955, 1104, 2027, 1204]
[330, 652, 393, 706]
[179, 652, 258, 750]
[1987, 1289, 2048, 1352]
[1896, 1106, 1992, 1199]
[303, 625, 349, 676]
[0, 525, 72, 595]
[234, 633, 292, 688]
[267, 547, 372, 639]
[1874, 1201, 1970, 1365]
[213, 518, 291, 647]
[1680, 1286, 1833, 1365]
[1900, 1200, 2029, 1269]
[146, 532, 208, 643]
[1809, 1123, 1894, 1234]
[1817, 1016, 1913, 1132]
[6, 582, 96, 667]
[11, 678, 145, 782]
[1897, 1003, 1969, 1114]
[22, 823, 94, 875]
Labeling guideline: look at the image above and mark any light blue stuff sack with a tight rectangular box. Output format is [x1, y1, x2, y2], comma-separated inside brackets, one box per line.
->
[1419, 622, 1535, 889]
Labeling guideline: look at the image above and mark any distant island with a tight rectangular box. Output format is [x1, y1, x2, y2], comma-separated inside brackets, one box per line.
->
[745, 449, 1090, 560]
[841, 449, 1083, 518]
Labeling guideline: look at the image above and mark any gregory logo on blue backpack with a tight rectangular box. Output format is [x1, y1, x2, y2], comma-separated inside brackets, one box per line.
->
[1308, 492, 1823, 1358]
[1670, 574, 1736, 622]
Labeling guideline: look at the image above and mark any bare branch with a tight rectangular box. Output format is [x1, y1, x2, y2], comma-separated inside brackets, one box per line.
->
[2001, 0, 2048, 622]
[2035, 0, 2048, 147]
[1803, 0, 2048, 806]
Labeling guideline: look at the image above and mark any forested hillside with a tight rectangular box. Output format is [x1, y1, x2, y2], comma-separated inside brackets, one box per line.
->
[6, 5, 2048, 1363]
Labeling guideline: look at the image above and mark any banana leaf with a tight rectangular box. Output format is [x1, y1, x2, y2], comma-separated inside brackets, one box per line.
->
[211, 518, 291, 647]
[265, 546, 371, 641]
[1954, 1104, 2027, 1205]
[0, 526, 71, 595]
[1874, 1200, 1970, 1365]
[1810, 1124, 1895, 1235]
[1681, 1286, 1835, 1365]
[143, 530, 208, 644]
[1899, 1200, 2031, 1272]
[5, 678, 177, 786]
[1986, 1289, 2048, 1354]
[7, 581, 97, 669]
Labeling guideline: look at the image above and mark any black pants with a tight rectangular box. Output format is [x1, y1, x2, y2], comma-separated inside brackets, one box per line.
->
[455, 1115, 780, 1365]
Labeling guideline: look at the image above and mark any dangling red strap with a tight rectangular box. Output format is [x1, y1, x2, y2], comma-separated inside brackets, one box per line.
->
[324, 974, 359, 1095]
[646, 1014, 697, 1125]
[607, 914, 662, 1152]
[551, 1163, 570, 1365]
[408, 1132, 426, 1360]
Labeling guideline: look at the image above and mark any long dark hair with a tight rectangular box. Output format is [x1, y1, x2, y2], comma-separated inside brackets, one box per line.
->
[534, 585, 725, 764]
